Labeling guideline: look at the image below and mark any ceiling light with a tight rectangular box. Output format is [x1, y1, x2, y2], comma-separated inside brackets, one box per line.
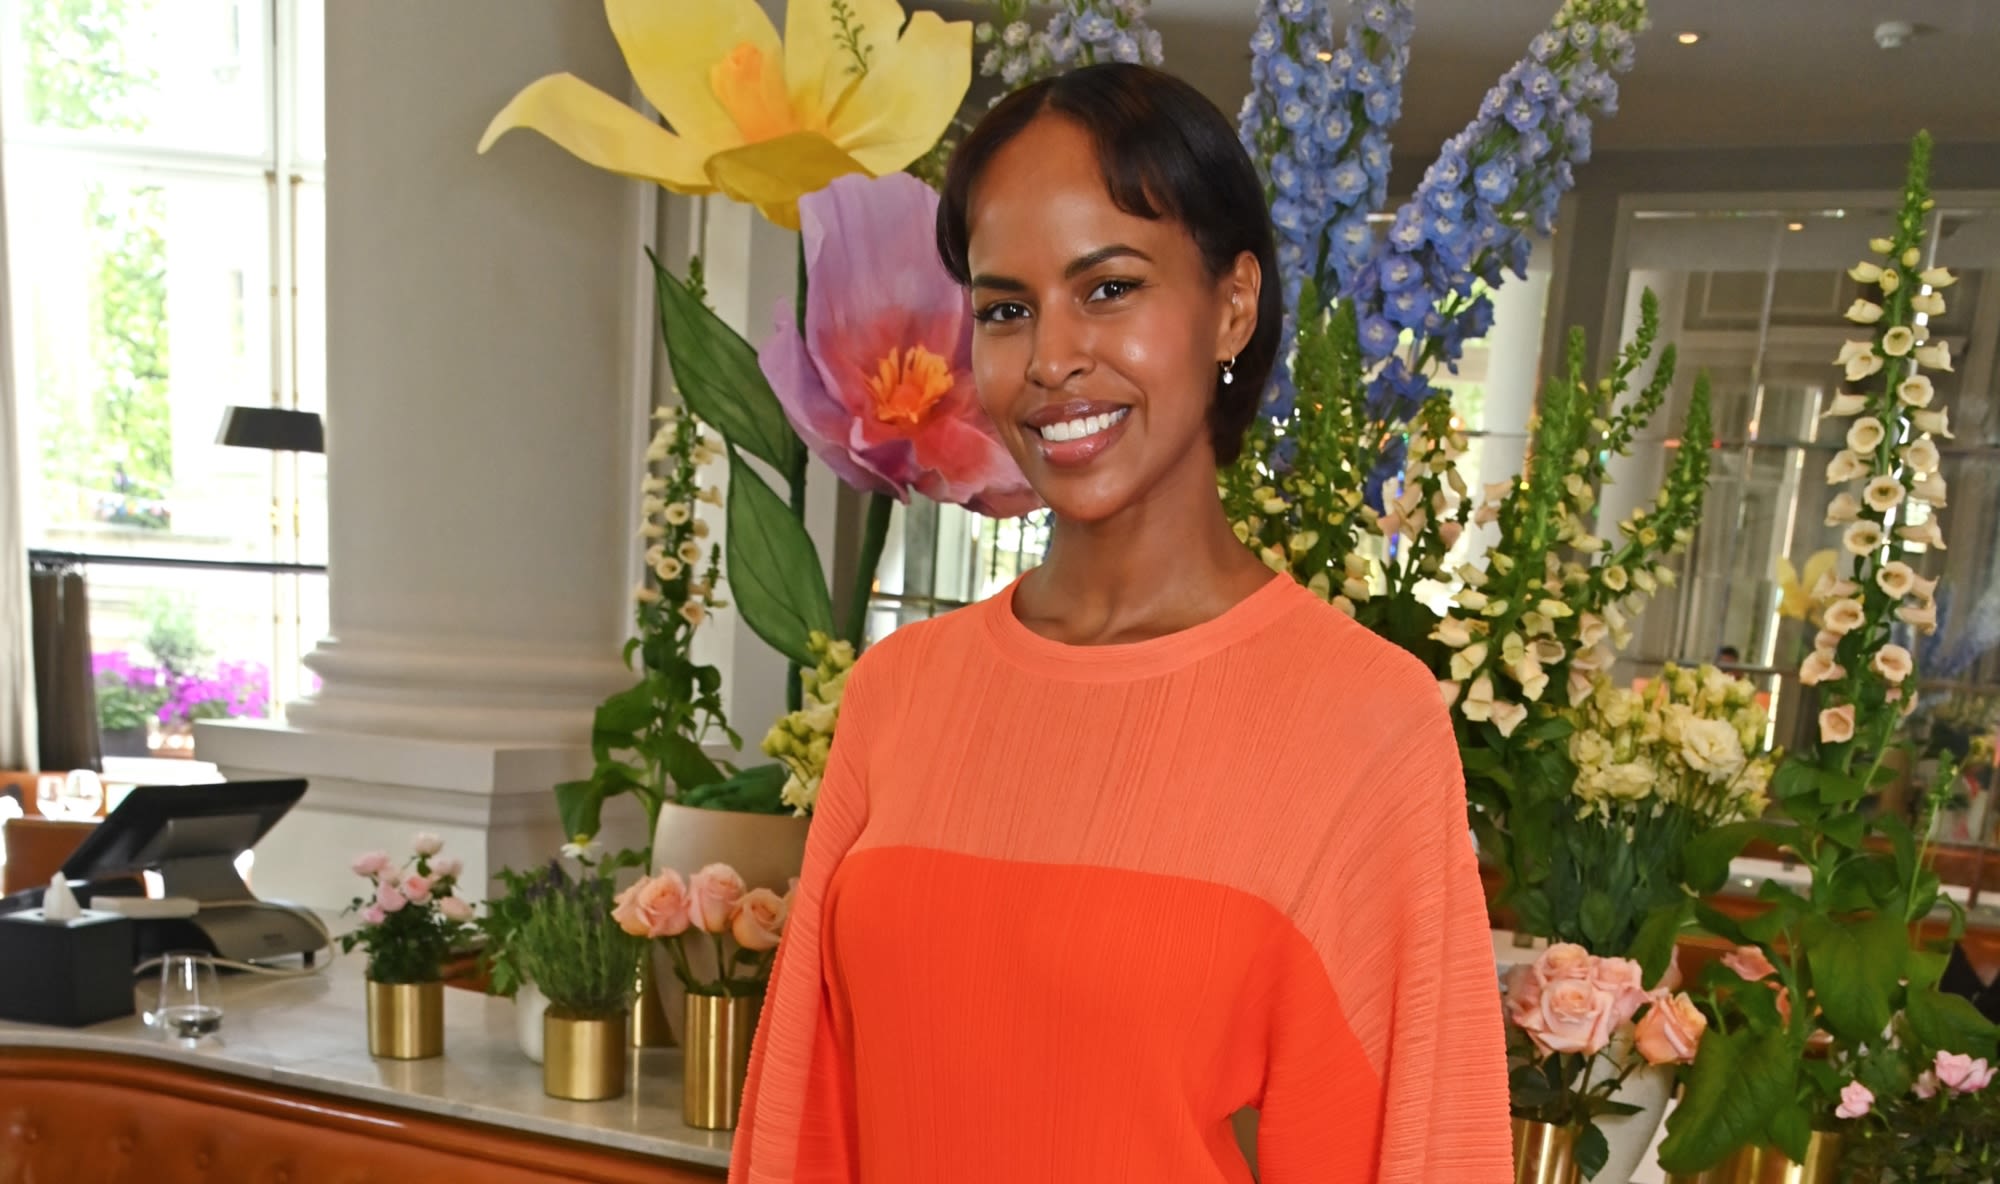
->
[1676, 31, 1701, 45]
[1787, 221, 1805, 231]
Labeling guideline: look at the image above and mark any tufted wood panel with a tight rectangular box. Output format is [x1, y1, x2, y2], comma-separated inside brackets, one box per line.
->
[0, 1050, 725, 1183]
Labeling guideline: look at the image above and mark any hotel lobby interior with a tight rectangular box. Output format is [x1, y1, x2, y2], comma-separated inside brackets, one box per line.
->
[4, 1, 2000, 1181]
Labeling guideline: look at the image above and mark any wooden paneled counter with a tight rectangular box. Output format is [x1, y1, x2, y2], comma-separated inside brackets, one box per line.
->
[0, 955, 729, 1182]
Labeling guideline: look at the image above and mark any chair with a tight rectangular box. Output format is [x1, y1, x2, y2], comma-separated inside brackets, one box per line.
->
[1, 816, 97, 896]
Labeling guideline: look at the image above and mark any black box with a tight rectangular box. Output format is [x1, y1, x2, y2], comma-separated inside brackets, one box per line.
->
[0, 908, 135, 1027]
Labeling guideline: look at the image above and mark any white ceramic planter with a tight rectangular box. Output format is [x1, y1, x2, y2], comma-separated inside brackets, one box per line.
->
[514, 979, 550, 1064]
[1584, 1040, 1675, 1183]
[650, 800, 810, 1043]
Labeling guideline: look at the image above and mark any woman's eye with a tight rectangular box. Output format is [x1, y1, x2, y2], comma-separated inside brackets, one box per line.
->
[1088, 278, 1141, 303]
[974, 301, 1029, 324]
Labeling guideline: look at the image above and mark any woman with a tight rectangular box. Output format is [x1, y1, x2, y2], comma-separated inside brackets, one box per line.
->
[732, 64, 1510, 1184]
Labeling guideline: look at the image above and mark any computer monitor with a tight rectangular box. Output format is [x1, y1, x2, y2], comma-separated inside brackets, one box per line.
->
[61, 779, 308, 901]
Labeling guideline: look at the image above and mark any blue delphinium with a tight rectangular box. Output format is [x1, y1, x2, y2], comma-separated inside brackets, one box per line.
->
[976, 0, 1165, 90]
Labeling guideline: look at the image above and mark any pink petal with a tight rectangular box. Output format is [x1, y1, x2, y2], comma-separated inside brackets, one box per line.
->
[760, 303, 903, 497]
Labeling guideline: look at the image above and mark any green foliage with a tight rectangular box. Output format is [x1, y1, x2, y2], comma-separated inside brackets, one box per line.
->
[489, 852, 648, 1018]
[140, 591, 207, 676]
[652, 254, 802, 476]
[338, 848, 477, 985]
[726, 446, 836, 668]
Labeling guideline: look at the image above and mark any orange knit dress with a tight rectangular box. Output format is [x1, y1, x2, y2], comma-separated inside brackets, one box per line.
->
[729, 573, 1512, 1183]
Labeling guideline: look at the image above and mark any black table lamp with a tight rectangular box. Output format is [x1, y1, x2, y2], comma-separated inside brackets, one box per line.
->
[215, 406, 325, 454]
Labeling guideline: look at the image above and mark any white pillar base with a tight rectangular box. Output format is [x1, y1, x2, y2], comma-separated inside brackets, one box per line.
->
[196, 719, 654, 910]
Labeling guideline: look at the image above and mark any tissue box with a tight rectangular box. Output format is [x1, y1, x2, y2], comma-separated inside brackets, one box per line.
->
[0, 908, 135, 1027]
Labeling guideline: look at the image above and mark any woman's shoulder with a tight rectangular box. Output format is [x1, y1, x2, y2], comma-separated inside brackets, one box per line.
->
[1261, 587, 1444, 708]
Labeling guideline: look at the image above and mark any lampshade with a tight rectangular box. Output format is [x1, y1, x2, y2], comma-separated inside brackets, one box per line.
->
[215, 406, 325, 454]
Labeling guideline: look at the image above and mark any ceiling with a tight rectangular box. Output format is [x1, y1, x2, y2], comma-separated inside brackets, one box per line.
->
[942, 0, 2000, 157]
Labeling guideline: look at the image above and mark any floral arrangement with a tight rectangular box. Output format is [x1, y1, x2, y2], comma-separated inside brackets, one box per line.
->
[1842, 1046, 2000, 1184]
[1658, 132, 2000, 1176]
[1504, 941, 1704, 1178]
[973, 0, 1164, 89]
[92, 652, 270, 733]
[761, 631, 857, 815]
[339, 833, 477, 985]
[614, 862, 790, 997]
[92, 651, 167, 732]
[486, 844, 648, 1019]
[555, 402, 740, 844]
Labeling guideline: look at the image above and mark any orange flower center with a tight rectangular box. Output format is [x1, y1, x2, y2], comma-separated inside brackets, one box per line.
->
[710, 43, 799, 143]
[865, 346, 953, 427]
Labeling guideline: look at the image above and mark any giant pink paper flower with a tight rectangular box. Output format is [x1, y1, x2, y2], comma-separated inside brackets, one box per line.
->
[759, 173, 1038, 518]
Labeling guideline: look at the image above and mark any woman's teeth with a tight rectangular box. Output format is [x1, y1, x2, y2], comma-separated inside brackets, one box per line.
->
[1037, 408, 1129, 443]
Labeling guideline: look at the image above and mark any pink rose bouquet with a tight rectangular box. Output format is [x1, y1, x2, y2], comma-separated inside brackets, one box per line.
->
[616, 861, 791, 997]
[339, 833, 477, 985]
[1843, 1042, 2000, 1182]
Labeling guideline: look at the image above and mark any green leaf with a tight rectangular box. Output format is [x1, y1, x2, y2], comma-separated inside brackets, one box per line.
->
[1685, 821, 1774, 894]
[1509, 1064, 1560, 1110]
[1819, 811, 1866, 850]
[725, 448, 834, 667]
[1580, 889, 1618, 948]
[1628, 898, 1693, 984]
[652, 730, 726, 793]
[1657, 1028, 1798, 1174]
[594, 680, 656, 737]
[1740, 881, 1808, 946]
[1771, 758, 1816, 806]
[652, 254, 801, 474]
[1576, 1121, 1610, 1181]
[676, 763, 791, 813]
[555, 778, 604, 845]
[1814, 767, 1867, 805]
[1766, 1101, 1811, 1164]
[1803, 913, 1906, 1044]
[1692, 902, 1748, 946]
[1907, 984, 2000, 1060]
[1512, 889, 1554, 939]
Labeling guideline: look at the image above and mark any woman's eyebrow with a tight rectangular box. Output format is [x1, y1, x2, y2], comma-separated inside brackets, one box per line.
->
[970, 243, 1155, 291]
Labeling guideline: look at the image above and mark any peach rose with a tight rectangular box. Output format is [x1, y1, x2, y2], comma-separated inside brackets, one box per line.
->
[1506, 962, 1545, 1029]
[1820, 703, 1857, 744]
[731, 888, 788, 952]
[1536, 943, 1595, 981]
[438, 895, 474, 923]
[1634, 992, 1707, 1065]
[1721, 945, 1777, 982]
[1525, 978, 1619, 1057]
[613, 870, 692, 940]
[1592, 957, 1652, 1027]
[687, 863, 747, 934]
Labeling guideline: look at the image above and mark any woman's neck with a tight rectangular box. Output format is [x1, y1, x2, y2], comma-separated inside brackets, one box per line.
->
[1015, 462, 1276, 647]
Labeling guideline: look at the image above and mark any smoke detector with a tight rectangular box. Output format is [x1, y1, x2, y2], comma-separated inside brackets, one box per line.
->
[1875, 20, 1916, 50]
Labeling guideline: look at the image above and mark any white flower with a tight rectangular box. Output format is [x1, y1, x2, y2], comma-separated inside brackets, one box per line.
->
[665, 503, 693, 525]
[1912, 408, 1954, 438]
[1431, 617, 1474, 648]
[1846, 417, 1886, 453]
[640, 494, 667, 518]
[1872, 644, 1914, 685]
[1577, 613, 1607, 649]
[641, 475, 667, 494]
[1800, 650, 1845, 686]
[1898, 600, 1939, 633]
[1864, 476, 1906, 513]
[1682, 717, 1748, 783]
[1633, 567, 1658, 594]
[1902, 436, 1941, 475]
[1602, 564, 1629, 592]
[561, 838, 604, 862]
[1815, 628, 1845, 654]
[1570, 643, 1614, 674]
[635, 583, 662, 605]
[1919, 266, 1957, 288]
[1489, 700, 1529, 737]
[1843, 522, 1885, 556]
[644, 543, 667, 566]
[1898, 375, 1935, 408]
[1912, 291, 1946, 317]
[639, 522, 667, 539]
[698, 486, 725, 506]
[1824, 492, 1862, 525]
[1897, 518, 1947, 550]
[1812, 570, 1859, 603]
[679, 601, 707, 627]
[1821, 392, 1869, 417]
[1342, 577, 1371, 602]
[679, 540, 705, 564]
[1456, 588, 1490, 612]
[1881, 326, 1916, 357]
[1913, 473, 1949, 506]
[655, 556, 684, 581]
[1869, 236, 1895, 255]
[644, 438, 672, 463]
[1450, 642, 1489, 682]
[1876, 561, 1916, 599]
[1903, 246, 1922, 269]
[1913, 341, 1953, 372]
[1848, 261, 1883, 283]
[1824, 598, 1867, 634]
[1835, 340, 1883, 382]
[1845, 299, 1885, 324]
[413, 833, 445, 857]
[1438, 681, 1462, 709]
[1879, 268, 1901, 294]
[1510, 656, 1549, 703]
[1826, 450, 1870, 484]
[1460, 674, 1496, 721]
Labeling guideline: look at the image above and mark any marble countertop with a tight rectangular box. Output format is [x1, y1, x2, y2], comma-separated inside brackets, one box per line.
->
[0, 949, 734, 1170]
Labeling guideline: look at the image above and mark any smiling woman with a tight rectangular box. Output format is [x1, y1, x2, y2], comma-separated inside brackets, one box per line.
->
[728, 64, 1512, 1184]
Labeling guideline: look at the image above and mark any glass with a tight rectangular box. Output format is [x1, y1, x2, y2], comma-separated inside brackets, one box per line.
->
[34, 769, 104, 819]
[157, 950, 223, 1041]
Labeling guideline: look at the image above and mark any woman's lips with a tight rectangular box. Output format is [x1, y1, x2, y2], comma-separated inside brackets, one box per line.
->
[1029, 405, 1131, 468]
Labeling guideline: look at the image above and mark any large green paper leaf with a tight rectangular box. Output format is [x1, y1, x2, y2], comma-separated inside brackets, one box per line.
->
[1802, 913, 1905, 1044]
[726, 448, 833, 668]
[1907, 984, 2000, 1059]
[652, 254, 802, 475]
[1657, 1028, 1798, 1174]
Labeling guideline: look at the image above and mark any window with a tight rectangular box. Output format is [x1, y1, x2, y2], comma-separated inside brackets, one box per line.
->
[2, 0, 325, 759]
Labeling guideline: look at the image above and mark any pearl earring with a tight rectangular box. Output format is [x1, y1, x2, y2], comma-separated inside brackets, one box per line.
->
[1220, 357, 1236, 386]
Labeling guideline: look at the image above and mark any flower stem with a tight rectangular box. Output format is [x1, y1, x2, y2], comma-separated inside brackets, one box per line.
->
[843, 492, 895, 647]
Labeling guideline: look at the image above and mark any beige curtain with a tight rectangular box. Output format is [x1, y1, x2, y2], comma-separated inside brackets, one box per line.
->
[0, 92, 39, 773]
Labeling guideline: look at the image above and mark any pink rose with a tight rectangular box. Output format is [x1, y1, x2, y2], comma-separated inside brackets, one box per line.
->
[402, 874, 434, 906]
[431, 856, 463, 880]
[687, 863, 747, 934]
[352, 851, 391, 878]
[1936, 1051, 1996, 1094]
[412, 832, 444, 857]
[1526, 978, 1619, 1056]
[613, 870, 692, 940]
[1535, 943, 1595, 981]
[1914, 1071, 1940, 1100]
[1721, 946, 1778, 983]
[1592, 957, 1652, 1027]
[1834, 1080, 1874, 1120]
[438, 896, 474, 923]
[360, 904, 386, 926]
[375, 881, 407, 913]
[731, 887, 788, 952]
[1634, 991, 1707, 1066]
[1506, 963, 1545, 1029]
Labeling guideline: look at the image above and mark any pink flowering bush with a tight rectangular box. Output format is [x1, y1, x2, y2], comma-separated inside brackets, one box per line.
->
[616, 861, 792, 998]
[1844, 1043, 2000, 1182]
[339, 833, 477, 984]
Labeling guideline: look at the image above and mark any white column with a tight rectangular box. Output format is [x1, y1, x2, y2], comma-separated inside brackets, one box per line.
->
[200, 0, 650, 907]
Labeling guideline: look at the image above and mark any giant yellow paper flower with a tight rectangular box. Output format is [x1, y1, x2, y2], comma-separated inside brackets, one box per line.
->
[478, 0, 970, 230]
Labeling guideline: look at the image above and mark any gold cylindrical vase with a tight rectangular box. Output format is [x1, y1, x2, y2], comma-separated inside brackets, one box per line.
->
[544, 1009, 629, 1101]
[684, 993, 757, 1130]
[1666, 1134, 1845, 1184]
[632, 952, 674, 1048]
[1511, 1118, 1578, 1184]
[366, 979, 444, 1060]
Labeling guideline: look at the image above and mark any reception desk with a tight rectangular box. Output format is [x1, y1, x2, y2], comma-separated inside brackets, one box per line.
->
[0, 955, 729, 1182]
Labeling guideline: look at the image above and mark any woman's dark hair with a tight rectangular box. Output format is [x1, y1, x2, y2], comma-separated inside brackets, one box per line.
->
[936, 63, 1281, 467]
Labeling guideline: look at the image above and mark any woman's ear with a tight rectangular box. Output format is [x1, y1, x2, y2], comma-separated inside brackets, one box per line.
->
[1217, 250, 1262, 361]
